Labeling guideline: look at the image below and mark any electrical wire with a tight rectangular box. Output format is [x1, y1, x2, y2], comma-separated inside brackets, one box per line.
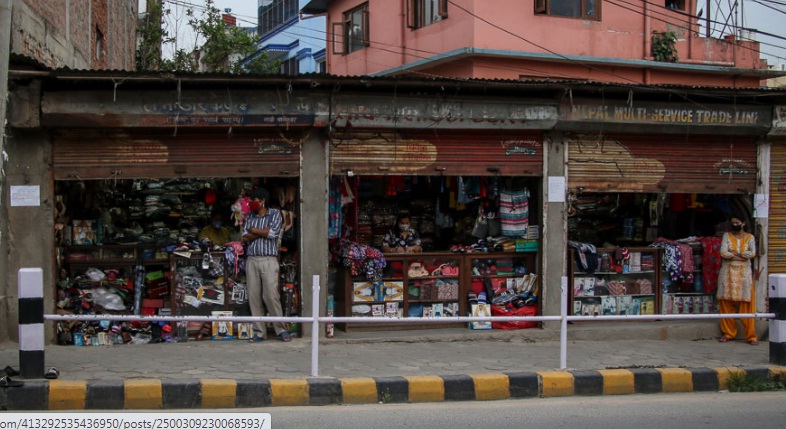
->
[157, 0, 783, 95]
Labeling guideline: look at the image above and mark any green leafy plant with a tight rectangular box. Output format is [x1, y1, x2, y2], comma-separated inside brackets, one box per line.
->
[380, 388, 392, 404]
[137, 0, 279, 74]
[651, 30, 678, 62]
[727, 371, 786, 392]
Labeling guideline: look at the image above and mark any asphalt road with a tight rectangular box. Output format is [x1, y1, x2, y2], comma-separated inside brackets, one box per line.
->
[239, 392, 786, 429]
[32, 391, 786, 429]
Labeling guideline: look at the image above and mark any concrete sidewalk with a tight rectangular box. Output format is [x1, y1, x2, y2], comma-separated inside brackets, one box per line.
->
[0, 321, 783, 409]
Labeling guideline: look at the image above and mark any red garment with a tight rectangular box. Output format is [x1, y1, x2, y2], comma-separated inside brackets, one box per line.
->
[698, 236, 722, 294]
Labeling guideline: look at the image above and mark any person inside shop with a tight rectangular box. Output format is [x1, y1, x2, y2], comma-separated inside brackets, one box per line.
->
[717, 214, 758, 345]
[198, 210, 231, 246]
[242, 187, 291, 342]
[382, 213, 423, 253]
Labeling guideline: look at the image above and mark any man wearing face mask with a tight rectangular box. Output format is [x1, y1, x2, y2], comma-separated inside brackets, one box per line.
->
[198, 211, 231, 246]
[382, 213, 423, 253]
[242, 187, 291, 342]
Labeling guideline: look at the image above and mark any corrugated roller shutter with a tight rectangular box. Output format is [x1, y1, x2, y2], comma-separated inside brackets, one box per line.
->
[330, 131, 543, 176]
[53, 129, 300, 179]
[769, 140, 786, 273]
[568, 134, 756, 194]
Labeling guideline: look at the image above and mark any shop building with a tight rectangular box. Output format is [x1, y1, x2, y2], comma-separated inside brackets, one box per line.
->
[3, 70, 784, 343]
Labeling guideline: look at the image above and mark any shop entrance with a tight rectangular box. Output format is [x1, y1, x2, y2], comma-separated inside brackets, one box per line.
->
[328, 130, 545, 332]
[52, 129, 302, 346]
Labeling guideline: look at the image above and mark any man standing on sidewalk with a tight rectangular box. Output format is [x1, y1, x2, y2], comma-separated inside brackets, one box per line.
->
[242, 187, 291, 343]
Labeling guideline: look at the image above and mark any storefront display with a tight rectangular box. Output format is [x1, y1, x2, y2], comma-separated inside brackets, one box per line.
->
[54, 177, 301, 345]
[566, 191, 750, 316]
[332, 174, 541, 331]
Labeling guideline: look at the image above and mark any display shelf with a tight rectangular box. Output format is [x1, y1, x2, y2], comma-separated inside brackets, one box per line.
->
[337, 253, 463, 331]
[170, 252, 230, 316]
[659, 242, 717, 315]
[337, 250, 541, 332]
[569, 247, 661, 316]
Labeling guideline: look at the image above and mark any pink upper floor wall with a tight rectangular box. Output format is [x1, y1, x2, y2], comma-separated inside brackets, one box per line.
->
[324, 0, 766, 86]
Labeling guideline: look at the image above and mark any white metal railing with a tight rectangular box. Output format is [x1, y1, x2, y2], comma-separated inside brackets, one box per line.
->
[42, 275, 776, 377]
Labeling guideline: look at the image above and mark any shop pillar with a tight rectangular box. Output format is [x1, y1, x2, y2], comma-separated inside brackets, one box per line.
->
[770, 274, 786, 365]
[299, 129, 330, 337]
[542, 132, 568, 327]
[755, 139, 770, 314]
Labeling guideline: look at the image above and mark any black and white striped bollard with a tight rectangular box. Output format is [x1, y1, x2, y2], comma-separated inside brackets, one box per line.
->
[770, 274, 786, 365]
[18, 268, 45, 378]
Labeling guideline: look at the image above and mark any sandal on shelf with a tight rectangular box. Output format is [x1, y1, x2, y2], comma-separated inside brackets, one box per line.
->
[0, 376, 24, 388]
[749, 339, 760, 346]
[4, 365, 19, 376]
[718, 337, 730, 343]
[248, 334, 265, 343]
[278, 332, 291, 342]
[45, 367, 59, 380]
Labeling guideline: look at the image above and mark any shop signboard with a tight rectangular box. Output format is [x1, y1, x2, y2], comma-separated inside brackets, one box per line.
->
[558, 100, 771, 135]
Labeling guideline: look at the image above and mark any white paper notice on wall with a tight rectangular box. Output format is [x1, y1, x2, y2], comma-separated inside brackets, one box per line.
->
[548, 176, 566, 203]
[10, 185, 40, 207]
[754, 194, 769, 218]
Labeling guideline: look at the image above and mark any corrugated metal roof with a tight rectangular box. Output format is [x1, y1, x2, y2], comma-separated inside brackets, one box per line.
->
[10, 52, 786, 102]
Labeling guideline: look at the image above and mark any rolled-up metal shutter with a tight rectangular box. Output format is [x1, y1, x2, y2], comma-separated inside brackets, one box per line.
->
[769, 140, 786, 273]
[568, 134, 757, 194]
[53, 129, 301, 180]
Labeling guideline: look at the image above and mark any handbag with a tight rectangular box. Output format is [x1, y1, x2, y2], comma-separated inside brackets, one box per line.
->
[408, 262, 429, 278]
[471, 206, 489, 238]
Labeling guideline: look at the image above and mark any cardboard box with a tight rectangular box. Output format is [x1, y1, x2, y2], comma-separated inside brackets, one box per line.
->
[236, 322, 252, 340]
[381, 282, 404, 301]
[211, 311, 234, 341]
[353, 281, 377, 302]
[469, 303, 492, 330]
[72, 220, 96, 245]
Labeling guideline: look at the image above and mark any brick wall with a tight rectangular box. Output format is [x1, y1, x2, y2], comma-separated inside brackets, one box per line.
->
[12, 0, 137, 70]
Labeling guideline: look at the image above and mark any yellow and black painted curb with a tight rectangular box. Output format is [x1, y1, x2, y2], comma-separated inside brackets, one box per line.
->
[2, 366, 784, 410]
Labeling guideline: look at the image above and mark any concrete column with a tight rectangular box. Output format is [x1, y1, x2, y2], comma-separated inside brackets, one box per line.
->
[755, 139, 770, 314]
[768, 274, 786, 365]
[542, 132, 568, 328]
[4, 130, 55, 343]
[299, 130, 329, 337]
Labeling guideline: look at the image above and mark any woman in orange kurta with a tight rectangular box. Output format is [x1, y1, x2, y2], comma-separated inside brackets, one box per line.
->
[717, 216, 758, 345]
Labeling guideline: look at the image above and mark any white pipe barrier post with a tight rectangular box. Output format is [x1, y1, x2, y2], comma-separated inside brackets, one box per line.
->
[311, 275, 320, 377]
[18, 268, 45, 378]
[769, 274, 786, 364]
[560, 276, 568, 370]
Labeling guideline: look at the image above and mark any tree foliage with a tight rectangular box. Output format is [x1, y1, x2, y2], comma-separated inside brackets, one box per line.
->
[136, 0, 279, 74]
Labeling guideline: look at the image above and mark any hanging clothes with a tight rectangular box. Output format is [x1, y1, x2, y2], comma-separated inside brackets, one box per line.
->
[652, 238, 694, 283]
[500, 188, 529, 237]
[328, 177, 343, 239]
[697, 236, 722, 294]
[568, 240, 598, 274]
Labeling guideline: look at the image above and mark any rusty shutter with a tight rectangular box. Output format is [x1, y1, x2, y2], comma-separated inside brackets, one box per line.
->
[329, 131, 543, 176]
[769, 140, 786, 273]
[53, 129, 300, 180]
[567, 134, 757, 193]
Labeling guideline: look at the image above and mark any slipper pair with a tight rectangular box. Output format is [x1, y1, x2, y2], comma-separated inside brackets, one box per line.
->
[4, 365, 19, 376]
[45, 367, 59, 380]
[0, 375, 23, 387]
[279, 332, 291, 342]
